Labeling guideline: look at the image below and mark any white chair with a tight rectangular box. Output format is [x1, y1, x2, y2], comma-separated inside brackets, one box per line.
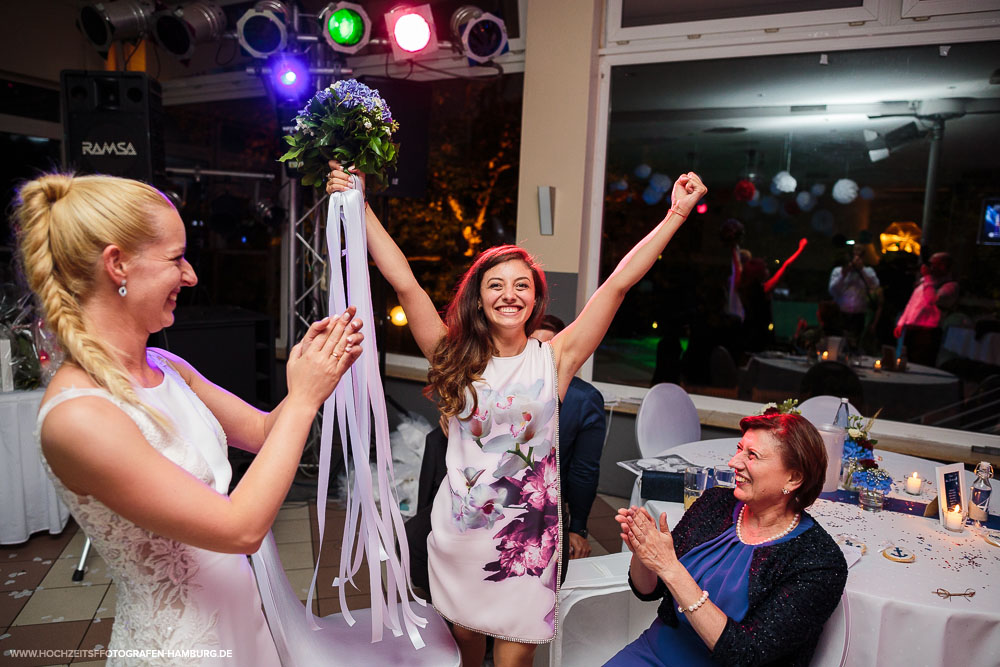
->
[797, 395, 860, 429]
[536, 552, 658, 667]
[635, 383, 701, 459]
[810, 594, 850, 667]
[627, 384, 702, 515]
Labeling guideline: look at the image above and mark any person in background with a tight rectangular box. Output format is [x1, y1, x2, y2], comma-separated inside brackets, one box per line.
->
[894, 251, 959, 365]
[607, 413, 847, 666]
[530, 314, 607, 561]
[14, 173, 363, 665]
[792, 300, 844, 357]
[738, 239, 808, 353]
[829, 244, 880, 347]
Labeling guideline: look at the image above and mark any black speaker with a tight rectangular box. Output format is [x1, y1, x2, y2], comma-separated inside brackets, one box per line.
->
[368, 77, 430, 199]
[60, 70, 164, 183]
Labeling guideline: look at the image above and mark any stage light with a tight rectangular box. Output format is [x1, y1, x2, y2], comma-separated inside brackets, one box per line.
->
[696, 201, 708, 215]
[319, 2, 371, 54]
[237, 1, 289, 59]
[450, 6, 508, 64]
[152, 1, 226, 59]
[270, 54, 309, 100]
[384, 4, 439, 61]
[79, 1, 154, 51]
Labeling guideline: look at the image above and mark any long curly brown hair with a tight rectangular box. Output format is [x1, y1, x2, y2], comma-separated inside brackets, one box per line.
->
[426, 245, 548, 419]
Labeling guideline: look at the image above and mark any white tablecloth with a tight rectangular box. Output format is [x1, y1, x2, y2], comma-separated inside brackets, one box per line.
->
[942, 327, 1000, 366]
[641, 439, 1000, 667]
[0, 389, 69, 544]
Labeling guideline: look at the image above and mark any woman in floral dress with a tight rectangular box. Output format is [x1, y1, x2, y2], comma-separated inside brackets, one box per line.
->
[328, 164, 706, 667]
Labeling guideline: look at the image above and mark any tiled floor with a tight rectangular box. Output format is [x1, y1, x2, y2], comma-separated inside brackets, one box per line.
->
[1, 494, 627, 666]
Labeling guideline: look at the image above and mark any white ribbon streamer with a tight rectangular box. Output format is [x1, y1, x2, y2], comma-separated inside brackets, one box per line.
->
[251, 180, 430, 663]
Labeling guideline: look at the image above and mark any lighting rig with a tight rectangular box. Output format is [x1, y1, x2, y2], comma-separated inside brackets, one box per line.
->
[77, 1, 511, 97]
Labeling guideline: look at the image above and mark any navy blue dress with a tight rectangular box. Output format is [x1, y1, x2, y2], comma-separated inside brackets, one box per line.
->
[606, 502, 813, 666]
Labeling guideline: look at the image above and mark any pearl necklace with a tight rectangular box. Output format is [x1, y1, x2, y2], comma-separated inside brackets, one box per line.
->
[736, 505, 800, 545]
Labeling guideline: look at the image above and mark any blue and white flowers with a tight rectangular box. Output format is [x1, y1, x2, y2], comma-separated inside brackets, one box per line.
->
[279, 79, 399, 189]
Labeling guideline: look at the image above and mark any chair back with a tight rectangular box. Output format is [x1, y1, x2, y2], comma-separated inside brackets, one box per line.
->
[799, 361, 864, 412]
[708, 345, 738, 387]
[797, 395, 860, 428]
[810, 594, 850, 666]
[635, 383, 701, 458]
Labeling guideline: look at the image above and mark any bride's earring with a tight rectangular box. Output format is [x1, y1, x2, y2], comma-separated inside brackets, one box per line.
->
[118, 279, 128, 298]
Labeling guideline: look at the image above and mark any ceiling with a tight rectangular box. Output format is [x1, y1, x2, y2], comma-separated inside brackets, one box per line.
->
[607, 40, 1000, 189]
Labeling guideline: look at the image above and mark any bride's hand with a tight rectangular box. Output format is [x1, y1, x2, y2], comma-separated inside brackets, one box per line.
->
[326, 160, 366, 196]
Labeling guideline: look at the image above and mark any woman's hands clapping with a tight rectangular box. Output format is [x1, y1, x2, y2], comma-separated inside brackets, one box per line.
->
[670, 172, 708, 218]
[286, 306, 364, 411]
[616, 506, 679, 579]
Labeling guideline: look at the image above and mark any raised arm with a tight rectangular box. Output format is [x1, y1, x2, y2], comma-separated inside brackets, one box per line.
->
[327, 162, 445, 359]
[764, 238, 808, 294]
[552, 172, 707, 385]
[41, 313, 363, 554]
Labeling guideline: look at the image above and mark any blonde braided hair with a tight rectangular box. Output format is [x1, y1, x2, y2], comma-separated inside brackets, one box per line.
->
[14, 172, 175, 430]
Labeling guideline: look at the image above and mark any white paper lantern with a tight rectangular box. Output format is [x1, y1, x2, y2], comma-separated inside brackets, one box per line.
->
[642, 185, 665, 205]
[772, 170, 797, 194]
[811, 210, 835, 235]
[832, 178, 859, 204]
[634, 163, 652, 180]
[795, 191, 816, 212]
[649, 172, 671, 192]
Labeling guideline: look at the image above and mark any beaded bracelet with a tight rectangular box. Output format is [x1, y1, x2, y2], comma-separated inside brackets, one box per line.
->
[669, 206, 688, 218]
[678, 590, 709, 614]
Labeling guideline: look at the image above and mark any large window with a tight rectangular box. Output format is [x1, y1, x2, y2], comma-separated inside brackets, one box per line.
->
[594, 41, 1000, 430]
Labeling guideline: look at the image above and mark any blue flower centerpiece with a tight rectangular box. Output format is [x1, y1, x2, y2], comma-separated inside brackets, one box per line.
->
[850, 459, 893, 512]
[279, 79, 399, 189]
[842, 411, 879, 462]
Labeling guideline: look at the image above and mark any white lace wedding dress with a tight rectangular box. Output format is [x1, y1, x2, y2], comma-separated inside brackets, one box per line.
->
[36, 350, 280, 666]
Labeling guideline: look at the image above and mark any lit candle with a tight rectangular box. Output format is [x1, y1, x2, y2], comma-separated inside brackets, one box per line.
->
[944, 504, 964, 531]
[905, 472, 921, 494]
[822, 350, 829, 361]
[874, 359, 882, 372]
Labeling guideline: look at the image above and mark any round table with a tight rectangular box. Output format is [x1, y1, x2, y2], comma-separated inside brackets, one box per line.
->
[640, 439, 1000, 667]
[749, 354, 962, 421]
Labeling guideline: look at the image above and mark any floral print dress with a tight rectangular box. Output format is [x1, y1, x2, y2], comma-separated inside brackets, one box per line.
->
[426, 339, 561, 643]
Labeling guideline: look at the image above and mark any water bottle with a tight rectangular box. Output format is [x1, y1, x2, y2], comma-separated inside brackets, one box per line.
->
[833, 397, 850, 429]
[833, 397, 851, 488]
[969, 461, 994, 524]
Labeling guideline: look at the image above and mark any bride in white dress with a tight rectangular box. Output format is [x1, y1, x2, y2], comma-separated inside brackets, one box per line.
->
[14, 173, 363, 666]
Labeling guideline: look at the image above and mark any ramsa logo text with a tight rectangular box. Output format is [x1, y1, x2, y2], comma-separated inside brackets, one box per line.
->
[82, 141, 137, 156]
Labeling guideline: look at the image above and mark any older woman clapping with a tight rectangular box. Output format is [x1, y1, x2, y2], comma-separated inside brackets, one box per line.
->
[609, 413, 847, 667]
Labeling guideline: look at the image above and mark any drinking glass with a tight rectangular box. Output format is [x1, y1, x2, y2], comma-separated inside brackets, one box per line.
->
[714, 466, 736, 488]
[684, 466, 711, 509]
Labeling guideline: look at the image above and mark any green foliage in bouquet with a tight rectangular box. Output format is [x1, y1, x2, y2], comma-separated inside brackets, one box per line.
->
[279, 79, 399, 189]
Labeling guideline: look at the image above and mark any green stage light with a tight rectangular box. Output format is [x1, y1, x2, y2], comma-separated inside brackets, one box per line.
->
[329, 9, 363, 46]
[320, 2, 371, 55]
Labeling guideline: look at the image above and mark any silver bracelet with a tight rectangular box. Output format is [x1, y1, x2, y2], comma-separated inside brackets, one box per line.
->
[677, 589, 709, 614]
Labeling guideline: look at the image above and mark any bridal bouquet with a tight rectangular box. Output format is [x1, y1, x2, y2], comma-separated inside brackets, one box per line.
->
[279, 79, 399, 189]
